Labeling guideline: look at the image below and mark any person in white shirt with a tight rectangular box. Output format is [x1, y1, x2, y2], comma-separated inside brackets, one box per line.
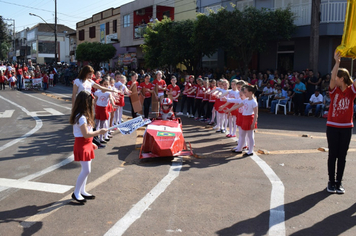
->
[259, 83, 273, 108]
[304, 89, 324, 116]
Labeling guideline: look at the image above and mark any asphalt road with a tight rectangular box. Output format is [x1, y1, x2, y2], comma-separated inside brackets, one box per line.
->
[1, 84, 356, 236]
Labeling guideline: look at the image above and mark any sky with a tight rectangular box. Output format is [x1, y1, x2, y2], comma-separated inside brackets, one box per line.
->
[1, 0, 134, 32]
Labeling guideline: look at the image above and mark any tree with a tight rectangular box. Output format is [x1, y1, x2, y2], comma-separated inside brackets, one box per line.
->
[0, 16, 12, 61]
[76, 42, 116, 71]
[310, 0, 321, 74]
[214, 6, 296, 79]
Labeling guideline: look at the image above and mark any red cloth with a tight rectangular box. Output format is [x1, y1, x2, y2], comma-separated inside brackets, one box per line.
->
[152, 79, 166, 93]
[186, 83, 196, 98]
[241, 114, 257, 131]
[217, 101, 227, 114]
[327, 84, 356, 128]
[17, 68, 23, 75]
[167, 84, 180, 101]
[236, 112, 243, 127]
[95, 105, 109, 120]
[43, 75, 49, 83]
[127, 80, 139, 89]
[140, 82, 154, 98]
[195, 85, 204, 99]
[73, 137, 95, 161]
[0, 76, 5, 83]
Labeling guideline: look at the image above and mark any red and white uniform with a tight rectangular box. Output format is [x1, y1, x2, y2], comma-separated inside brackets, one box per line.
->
[203, 86, 209, 101]
[186, 83, 196, 98]
[209, 86, 217, 103]
[73, 115, 95, 162]
[241, 98, 258, 131]
[0, 75, 7, 83]
[139, 82, 154, 98]
[94, 90, 111, 120]
[74, 78, 95, 94]
[152, 79, 166, 96]
[43, 74, 49, 83]
[167, 84, 181, 102]
[195, 85, 204, 100]
[127, 80, 139, 90]
[215, 88, 227, 114]
[225, 90, 239, 113]
[327, 84, 356, 128]
[183, 82, 189, 96]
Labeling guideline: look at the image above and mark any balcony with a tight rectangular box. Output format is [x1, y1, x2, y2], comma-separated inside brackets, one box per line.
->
[134, 24, 147, 39]
[288, 1, 347, 26]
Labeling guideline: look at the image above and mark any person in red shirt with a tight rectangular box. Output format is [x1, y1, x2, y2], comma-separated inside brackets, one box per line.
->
[42, 72, 49, 90]
[91, 71, 102, 93]
[152, 70, 167, 103]
[167, 76, 181, 113]
[186, 75, 196, 117]
[326, 51, 356, 194]
[177, 75, 189, 115]
[192, 78, 204, 120]
[16, 64, 23, 91]
[0, 70, 7, 90]
[139, 74, 153, 118]
[127, 72, 140, 118]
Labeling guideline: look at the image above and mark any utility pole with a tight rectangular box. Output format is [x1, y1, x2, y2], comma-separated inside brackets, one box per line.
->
[310, 0, 321, 74]
[4, 18, 15, 62]
[54, 0, 58, 65]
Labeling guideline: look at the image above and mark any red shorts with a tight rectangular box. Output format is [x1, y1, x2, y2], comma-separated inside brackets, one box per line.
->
[73, 137, 95, 161]
[236, 112, 243, 127]
[117, 96, 125, 107]
[95, 105, 109, 120]
[10, 82, 15, 87]
[231, 109, 239, 117]
[241, 114, 258, 131]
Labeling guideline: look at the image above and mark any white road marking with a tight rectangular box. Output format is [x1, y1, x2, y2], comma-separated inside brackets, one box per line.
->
[0, 95, 42, 153]
[0, 178, 73, 193]
[21, 167, 124, 228]
[104, 158, 182, 236]
[0, 154, 74, 193]
[29, 108, 64, 117]
[0, 109, 15, 118]
[232, 137, 285, 236]
[23, 93, 71, 110]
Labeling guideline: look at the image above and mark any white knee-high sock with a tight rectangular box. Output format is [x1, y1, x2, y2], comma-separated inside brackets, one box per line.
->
[104, 119, 109, 139]
[74, 160, 92, 200]
[211, 108, 216, 123]
[236, 129, 247, 151]
[247, 130, 255, 154]
[216, 113, 221, 130]
[220, 113, 225, 130]
[228, 115, 233, 134]
[232, 116, 237, 136]
[114, 108, 119, 124]
[118, 106, 123, 124]
[224, 114, 228, 131]
[99, 120, 105, 141]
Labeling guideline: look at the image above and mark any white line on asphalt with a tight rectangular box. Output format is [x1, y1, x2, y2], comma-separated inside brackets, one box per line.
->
[21, 167, 124, 228]
[104, 158, 183, 236]
[0, 95, 43, 153]
[0, 109, 15, 118]
[0, 178, 73, 193]
[0, 155, 74, 193]
[23, 93, 71, 110]
[232, 137, 285, 235]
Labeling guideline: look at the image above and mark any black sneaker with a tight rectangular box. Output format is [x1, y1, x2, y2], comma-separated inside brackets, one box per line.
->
[327, 182, 336, 193]
[335, 182, 345, 194]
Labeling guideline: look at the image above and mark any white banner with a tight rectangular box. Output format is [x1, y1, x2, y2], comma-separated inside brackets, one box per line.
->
[109, 116, 151, 135]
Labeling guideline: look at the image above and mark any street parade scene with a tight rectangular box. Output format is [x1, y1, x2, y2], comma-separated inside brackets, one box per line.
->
[1, 0, 356, 235]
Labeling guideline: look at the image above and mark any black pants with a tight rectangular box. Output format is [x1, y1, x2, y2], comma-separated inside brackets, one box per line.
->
[206, 102, 214, 119]
[193, 99, 202, 117]
[173, 101, 178, 113]
[180, 95, 187, 112]
[186, 97, 195, 115]
[0, 83, 5, 90]
[294, 93, 304, 115]
[200, 100, 208, 118]
[130, 97, 137, 118]
[143, 97, 151, 118]
[327, 126, 353, 183]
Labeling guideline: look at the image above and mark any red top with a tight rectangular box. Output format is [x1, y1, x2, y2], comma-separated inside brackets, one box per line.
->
[43, 75, 49, 83]
[183, 82, 189, 95]
[327, 84, 356, 128]
[167, 84, 180, 102]
[17, 68, 23, 75]
[195, 85, 204, 99]
[203, 86, 209, 101]
[127, 80, 139, 89]
[139, 82, 154, 98]
[209, 86, 217, 102]
[23, 66, 28, 72]
[0, 75, 6, 83]
[186, 83, 196, 98]
[152, 79, 166, 93]
[91, 78, 101, 93]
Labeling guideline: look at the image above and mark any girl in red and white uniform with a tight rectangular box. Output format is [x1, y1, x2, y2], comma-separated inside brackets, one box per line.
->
[186, 75, 196, 118]
[232, 85, 258, 157]
[152, 70, 167, 103]
[69, 90, 107, 204]
[177, 75, 189, 115]
[219, 79, 241, 137]
[210, 80, 223, 128]
[206, 79, 217, 125]
[167, 75, 181, 113]
[114, 75, 130, 124]
[109, 78, 117, 130]
[201, 79, 210, 121]
[214, 79, 229, 132]
[139, 74, 153, 118]
[94, 78, 115, 144]
[0, 70, 7, 90]
[9, 72, 16, 90]
[326, 51, 356, 194]
[193, 78, 204, 120]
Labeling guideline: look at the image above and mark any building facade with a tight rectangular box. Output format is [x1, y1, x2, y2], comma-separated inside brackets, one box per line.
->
[19, 23, 75, 65]
[197, 0, 347, 76]
[76, 7, 121, 68]
[120, 0, 175, 68]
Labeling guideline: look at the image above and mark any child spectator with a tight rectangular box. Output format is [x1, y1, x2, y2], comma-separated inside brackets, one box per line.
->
[0, 70, 7, 90]
[49, 71, 54, 87]
[43, 72, 49, 90]
[167, 76, 180, 114]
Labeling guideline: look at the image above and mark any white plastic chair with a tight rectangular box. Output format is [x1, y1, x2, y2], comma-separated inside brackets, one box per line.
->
[275, 99, 289, 115]
[266, 95, 274, 108]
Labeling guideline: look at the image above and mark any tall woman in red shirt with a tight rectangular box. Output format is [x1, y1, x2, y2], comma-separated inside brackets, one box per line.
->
[326, 51, 356, 194]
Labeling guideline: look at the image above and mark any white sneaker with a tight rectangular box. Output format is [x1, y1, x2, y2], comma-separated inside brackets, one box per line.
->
[213, 125, 218, 129]
[186, 113, 190, 116]
[177, 112, 183, 115]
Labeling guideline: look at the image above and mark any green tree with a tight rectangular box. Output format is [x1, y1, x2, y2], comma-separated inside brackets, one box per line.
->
[214, 6, 296, 78]
[76, 42, 116, 71]
[0, 16, 12, 61]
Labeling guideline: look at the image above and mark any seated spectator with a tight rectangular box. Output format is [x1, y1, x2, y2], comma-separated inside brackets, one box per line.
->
[258, 83, 273, 108]
[322, 90, 331, 117]
[270, 87, 289, 113]
[304, 89, 323, 117]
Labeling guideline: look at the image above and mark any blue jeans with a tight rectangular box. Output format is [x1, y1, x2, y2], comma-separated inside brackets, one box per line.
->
[305, 104, 322, 116]
[17, 74, 23, 90]
[259, 96, 269, 108]
[270, 100, 287, 113]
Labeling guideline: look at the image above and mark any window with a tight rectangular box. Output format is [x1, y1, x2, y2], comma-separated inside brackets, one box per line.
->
[106, 22, 110, 35]
[113, 20, 117, 33]
[89, 26, 96, 38]
[123, 14, 130, 28]
[79, 29, 85, 41]
[38, 41, 55, 54]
